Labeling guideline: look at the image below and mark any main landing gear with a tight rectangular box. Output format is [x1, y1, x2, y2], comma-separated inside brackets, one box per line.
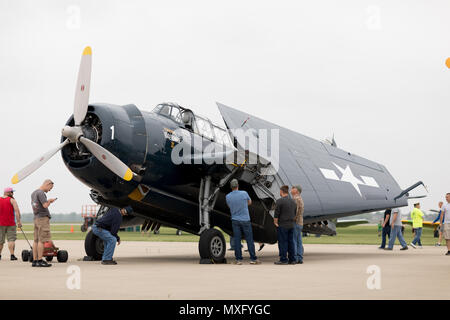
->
[197, 174, 237, 264]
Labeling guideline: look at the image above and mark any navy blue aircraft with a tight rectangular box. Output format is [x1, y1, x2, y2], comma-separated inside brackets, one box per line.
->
[12, 47, 425, 263]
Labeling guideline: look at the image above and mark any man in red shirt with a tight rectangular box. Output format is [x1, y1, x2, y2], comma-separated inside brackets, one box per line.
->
[0, 187, 22, 260]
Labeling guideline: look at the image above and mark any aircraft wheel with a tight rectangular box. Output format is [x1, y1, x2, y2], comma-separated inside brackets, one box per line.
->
[198, 228, 226, 263]
[84, 230, 103, 260]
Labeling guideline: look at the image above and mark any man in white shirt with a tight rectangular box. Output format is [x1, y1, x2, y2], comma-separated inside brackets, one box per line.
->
[439, 193, 450, 255]
[386, 207, 408, 251]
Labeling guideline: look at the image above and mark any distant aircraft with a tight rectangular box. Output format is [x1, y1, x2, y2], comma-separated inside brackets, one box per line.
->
[11, 47, 426, 263]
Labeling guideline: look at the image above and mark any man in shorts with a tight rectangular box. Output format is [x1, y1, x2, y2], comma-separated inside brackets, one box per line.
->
[440, 193, 450, 255]
[0, 187, 22, 260]
[31, 179, 57, 267]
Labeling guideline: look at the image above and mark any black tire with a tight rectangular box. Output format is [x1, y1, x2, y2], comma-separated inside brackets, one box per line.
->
[198, 228, 226, 263]
[176, 230, 182, 236]
[84, 230, 103, 260]
[57, 250, 68, 263]
[28, 250, 34, 262]
[21, 250, 29, 262]
[45, 256, 54, 262]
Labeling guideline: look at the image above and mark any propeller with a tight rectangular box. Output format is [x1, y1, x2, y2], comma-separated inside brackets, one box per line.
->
[11, 47, 134, 184]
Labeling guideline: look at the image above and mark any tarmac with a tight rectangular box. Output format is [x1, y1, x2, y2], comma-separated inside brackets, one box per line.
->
[1, 240, 449, 300]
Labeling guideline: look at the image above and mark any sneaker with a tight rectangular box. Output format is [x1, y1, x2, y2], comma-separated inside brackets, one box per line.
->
[258, 243, 265, 251]
[297, 260, 303, 264]
[446, 251, 450, 256]
[32, 260, 37, 267]
[274, 261, 288, 265]
[10, 255, 18, 261]
[36, 260, 52, 267]
[384, 248, 393, 251]
[250, 259, 261, 265]
[288, 261, 297, 265]
[410, 243, 416, 249]
[233, 260, 243, 265]
[101, 260, 117, 265]
[400, 246, 408, 251]
[435, 243, 441, 247]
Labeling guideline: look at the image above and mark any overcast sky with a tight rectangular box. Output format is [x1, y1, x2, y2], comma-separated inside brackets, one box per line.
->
[1, 0, 449, 215]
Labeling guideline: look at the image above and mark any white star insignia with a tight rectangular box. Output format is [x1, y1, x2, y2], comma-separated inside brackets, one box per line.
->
[320, 163, 379, 197]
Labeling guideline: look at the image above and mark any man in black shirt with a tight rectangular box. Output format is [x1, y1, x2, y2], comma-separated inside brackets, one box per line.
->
[379, 209, 391, 249]
[274, 185, 297, 265]
[92, 206, 133, 265]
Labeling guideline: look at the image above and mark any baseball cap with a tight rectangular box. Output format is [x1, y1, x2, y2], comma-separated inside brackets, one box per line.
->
[230, 179, 239, 189]
[4, 187, 15, 193]
[123, 206, 134, 215]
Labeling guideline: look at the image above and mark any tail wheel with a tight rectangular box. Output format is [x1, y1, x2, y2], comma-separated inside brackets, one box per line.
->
[198, 228, 226, 263]
[84, 230, 103, 260]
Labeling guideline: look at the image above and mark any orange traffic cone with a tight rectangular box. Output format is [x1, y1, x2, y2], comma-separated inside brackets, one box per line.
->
[70, 225, 74, 233]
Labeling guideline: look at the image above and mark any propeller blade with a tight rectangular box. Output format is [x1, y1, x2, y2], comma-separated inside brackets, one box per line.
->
[79, 137, 133, 181]
[11, 140, 70, 184]
[73, 46, 92, 126]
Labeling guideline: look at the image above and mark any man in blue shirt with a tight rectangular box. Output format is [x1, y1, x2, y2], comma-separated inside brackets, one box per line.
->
[225, 179, 260, 265]
[92, 206, 133, 265]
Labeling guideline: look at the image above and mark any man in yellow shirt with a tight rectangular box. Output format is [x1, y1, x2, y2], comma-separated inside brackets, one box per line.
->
[410, 203, 424, 249]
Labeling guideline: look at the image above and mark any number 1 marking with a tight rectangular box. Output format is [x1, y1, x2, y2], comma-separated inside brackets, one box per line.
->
[110, 125, 115, 140]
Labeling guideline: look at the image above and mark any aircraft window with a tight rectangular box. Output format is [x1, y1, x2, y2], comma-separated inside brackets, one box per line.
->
[194, 117, 214, 140]
[213, 126, 233, 147]
[152, 105, 162, 113]
[171, 106, 182, 122]
[159, 105, 171, 117]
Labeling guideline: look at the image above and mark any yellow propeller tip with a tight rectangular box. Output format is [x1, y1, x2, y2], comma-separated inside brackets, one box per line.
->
[123, 169, 133, 181]
[83, 46, 92, 56]
[446, 57, 450, 69]
[11, 174, 19, 185]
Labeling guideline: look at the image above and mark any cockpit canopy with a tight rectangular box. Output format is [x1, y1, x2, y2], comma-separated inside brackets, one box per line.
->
[152, 103, 234, 147]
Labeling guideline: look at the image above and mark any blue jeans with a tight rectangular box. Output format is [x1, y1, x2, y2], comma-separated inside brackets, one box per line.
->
[231, 220, 257, 261]
[277, 226, 296, 263]
[92, 225, 117, 261]
[412, 227, 423, 246]
[293, 224, 304, 262]
[380, 226, 391, 248]
[388, 225, 407, 249]
[229, 236, 243, 250]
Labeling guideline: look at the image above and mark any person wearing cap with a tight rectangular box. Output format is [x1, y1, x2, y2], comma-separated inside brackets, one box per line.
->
[410, 203, 424, 249]
[31, 179, 57, 267]
[0, 187, 22, 261]
[291, 185, 304, 264]
[225, 179, 260, 265]
[92, 206, 133, 265]
[386, 207, 408, 251]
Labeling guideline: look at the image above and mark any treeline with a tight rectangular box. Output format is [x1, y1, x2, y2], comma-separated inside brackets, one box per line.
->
[20, 212, 82, 223]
